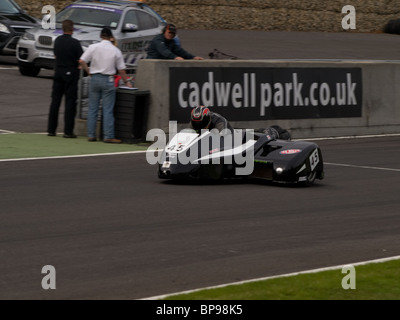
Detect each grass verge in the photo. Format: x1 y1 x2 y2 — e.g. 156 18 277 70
0 133 148 159
163 259 400 300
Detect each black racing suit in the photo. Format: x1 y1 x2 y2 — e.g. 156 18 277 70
190 112 234 134
190 112 291 140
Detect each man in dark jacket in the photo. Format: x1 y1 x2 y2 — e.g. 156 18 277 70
47 19 83 138
146 24 203 60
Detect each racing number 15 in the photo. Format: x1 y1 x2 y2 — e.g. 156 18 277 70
309 149 319 171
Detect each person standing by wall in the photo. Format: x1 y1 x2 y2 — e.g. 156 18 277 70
47 19 83 138
79 27 132 143
146 23 203 60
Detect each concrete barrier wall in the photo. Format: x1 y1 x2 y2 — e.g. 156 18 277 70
135 59 400 139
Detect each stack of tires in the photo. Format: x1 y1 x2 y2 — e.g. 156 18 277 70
78 76 102 120
383 19 400 34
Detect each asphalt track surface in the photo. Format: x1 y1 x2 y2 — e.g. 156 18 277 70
1 31 400 300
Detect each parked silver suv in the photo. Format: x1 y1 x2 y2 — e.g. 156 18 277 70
16 0 166 76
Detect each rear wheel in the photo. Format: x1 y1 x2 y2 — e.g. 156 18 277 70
18 61 40 77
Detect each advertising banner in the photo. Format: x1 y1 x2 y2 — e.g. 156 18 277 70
169 67 362 122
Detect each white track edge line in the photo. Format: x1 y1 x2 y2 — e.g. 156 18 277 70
0 151 147 162
141 255 400 300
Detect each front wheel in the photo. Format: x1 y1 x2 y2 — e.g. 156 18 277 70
303 170 317 186
18 61 40 77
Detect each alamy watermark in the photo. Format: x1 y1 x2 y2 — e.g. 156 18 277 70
40 4 356 31
342 5 356 30
41 265 56 290
41 5 56 30
341 265 356 290
146 121 255 176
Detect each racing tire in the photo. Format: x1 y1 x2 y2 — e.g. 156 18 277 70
18 61 40 77
384 19 400 34
304 170 317 186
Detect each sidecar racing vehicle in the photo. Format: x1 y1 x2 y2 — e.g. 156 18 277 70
157 126 324 186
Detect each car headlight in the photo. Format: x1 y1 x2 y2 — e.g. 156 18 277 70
80 40 99 50
0 23 10 34
21 32 35 41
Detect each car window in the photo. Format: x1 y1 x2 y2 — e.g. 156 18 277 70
142 4 165 23
56 5 122 29
123 10 138 28
0 0 20 14
137 11 159 30
123 10 159 31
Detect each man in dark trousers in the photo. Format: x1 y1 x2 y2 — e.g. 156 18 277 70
47 19 83 138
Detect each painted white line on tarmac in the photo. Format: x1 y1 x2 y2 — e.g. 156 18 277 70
141 255 400 300
325 162 400 172
296 133 400 141
1 132 399 163
0 129 16 134
3 154 399 173
0 151 147 162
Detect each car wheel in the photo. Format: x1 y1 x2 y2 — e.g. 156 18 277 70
18 61 40 77
304 170 317 186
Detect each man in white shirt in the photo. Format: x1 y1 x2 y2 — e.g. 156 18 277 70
79 27 132 143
